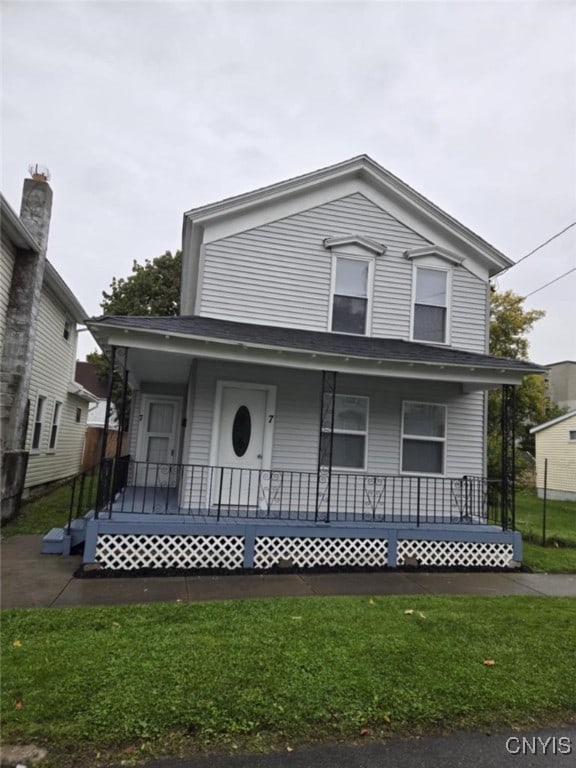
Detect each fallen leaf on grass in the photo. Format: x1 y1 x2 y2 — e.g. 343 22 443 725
15 700 24 710
483 659 496 666
359 727 370 736
404 609 414 615
368 598 376 606
290 616 303 621
286 746 294 752
418 612 427 619
12 640 22 648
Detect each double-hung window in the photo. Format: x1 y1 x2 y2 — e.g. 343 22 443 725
31 395 46 450
331 257 370 334
49 401 62 450
413 267 448 343
402 401 446 474
321 394 368 470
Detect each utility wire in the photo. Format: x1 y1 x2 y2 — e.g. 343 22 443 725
524 267 576 298
500 221 576 274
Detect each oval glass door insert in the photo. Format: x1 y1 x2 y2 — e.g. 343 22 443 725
232 405 251 457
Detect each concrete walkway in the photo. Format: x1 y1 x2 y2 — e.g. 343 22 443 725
2 535 576 609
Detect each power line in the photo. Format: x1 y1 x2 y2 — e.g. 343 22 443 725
501 221 576 274
524 267 576 298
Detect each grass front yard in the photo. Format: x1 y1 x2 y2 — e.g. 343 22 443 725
2 597 576 766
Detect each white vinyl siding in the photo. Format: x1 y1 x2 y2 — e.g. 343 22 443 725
181 360 485 490
534 413 576 497
199 193 489 352
0 235 16 352
24 285 86 488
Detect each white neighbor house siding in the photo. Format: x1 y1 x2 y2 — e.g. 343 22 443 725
0 234 16 351
24 285 87 489
199 193 488 353
534 413 576 501
180 359 485 505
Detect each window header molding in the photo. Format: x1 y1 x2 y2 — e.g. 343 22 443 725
404 245 464 266
323 234 387 256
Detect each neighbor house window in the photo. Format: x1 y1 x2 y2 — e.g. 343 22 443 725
413 267 448 343
331 257 370 334
569 430 576 442
63 319 71 340
32 396 46 450
320 394 368 469
402 401 446 474
49 401 62 450
76 407 82 423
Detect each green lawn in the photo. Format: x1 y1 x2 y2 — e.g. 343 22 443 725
1 472 98 537
514 490 576 547
2 597 576 766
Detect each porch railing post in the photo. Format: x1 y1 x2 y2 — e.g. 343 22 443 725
315 370 337 522
96 345 116 517
500 383 516 531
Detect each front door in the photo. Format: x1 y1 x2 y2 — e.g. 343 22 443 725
212 385 269 507
136 397 181 488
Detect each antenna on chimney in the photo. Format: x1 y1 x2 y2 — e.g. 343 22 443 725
28 164 51 182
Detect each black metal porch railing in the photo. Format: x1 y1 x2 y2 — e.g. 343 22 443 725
95 458 509 529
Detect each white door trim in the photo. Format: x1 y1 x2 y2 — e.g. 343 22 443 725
209 380 277 470
135 394 183 464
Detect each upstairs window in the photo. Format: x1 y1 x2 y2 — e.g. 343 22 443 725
569 430 576 442
402 401 446 474
63 319 71 341
49 401 62 450
320 394 368 470
331 257 370 335
32 395 46 450
413 267 448 344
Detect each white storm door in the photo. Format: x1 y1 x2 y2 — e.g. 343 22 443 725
213 386 268 507
137 397 180 487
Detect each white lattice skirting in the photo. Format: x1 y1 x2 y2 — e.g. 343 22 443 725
95 534 245 570
397 540 515 568
253 536 389 568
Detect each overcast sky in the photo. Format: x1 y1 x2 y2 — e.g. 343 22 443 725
2 0 575 365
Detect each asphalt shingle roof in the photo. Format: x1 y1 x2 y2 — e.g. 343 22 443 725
89 315 544 374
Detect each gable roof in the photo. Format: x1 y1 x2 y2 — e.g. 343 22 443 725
530 409 576 434
183 155 513 274
0 192 87 322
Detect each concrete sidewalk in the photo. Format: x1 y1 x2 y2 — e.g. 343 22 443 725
2 535 576 609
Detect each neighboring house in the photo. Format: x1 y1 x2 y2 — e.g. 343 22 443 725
530 410 576 501
75 361 124 470
545 361 576 411
70 155 541 570
1 173 95 518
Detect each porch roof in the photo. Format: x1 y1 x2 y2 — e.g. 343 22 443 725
87 315 544 387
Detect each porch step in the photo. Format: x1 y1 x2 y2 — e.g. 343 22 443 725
41 519 87 555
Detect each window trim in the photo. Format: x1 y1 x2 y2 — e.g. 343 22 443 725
400 400 447 476
328 253 374 336
31 394 47 452
410 263 452 346
321 393 369 472
568 430 576 442
48 401 63 452
75 407 82 424
63 318 72 341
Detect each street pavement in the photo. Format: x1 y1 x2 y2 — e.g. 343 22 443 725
2 535 576 609
131 726 576 768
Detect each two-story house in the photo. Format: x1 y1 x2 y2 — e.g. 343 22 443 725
1 176 95 520
79 156 542 571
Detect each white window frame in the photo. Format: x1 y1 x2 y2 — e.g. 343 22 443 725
400 400 447 476
48 401 62 452
568 430 576 442
31 394 47 452
410 263 452 346
321 394 369 472
328 254 374 336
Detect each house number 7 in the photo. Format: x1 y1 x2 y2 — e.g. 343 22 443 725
268 414 274 423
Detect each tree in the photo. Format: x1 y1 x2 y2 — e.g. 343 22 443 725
101 250 181 316
87 250 182 425
487 289 565 477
